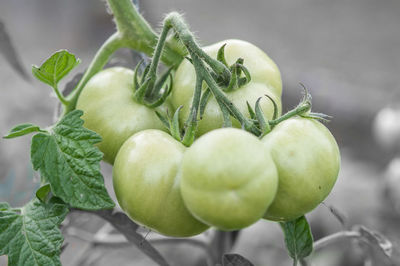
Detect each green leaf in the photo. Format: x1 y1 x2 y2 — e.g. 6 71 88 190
4 123 42 139
0 202 11 211
36 184 51 203
222 254 254 266
0 198 68 266
280 216 313 262
31 110 115 210
32 50 80 88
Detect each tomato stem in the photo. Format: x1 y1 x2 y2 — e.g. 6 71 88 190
108 0 185 66
268 94 312 128
160 12 261 138
164 13 231 82
63 0 186 115
53 84 69 106
64 33 124 115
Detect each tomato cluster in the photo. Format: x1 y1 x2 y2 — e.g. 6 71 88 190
77 40 340 237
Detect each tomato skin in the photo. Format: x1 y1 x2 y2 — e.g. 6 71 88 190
262 117 340 221
76 67 169 164
113 130 209 237
180 128 278 231
171 39 282 136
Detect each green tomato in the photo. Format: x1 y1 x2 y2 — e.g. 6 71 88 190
180 128 278 231
76 67 169 164
171 39 282 136
262 117 340 221
113 129 209 237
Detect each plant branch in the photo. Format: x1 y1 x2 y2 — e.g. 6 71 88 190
53 85 69 106
313 231 361 251
107 0 185 66
70 208 170 266
164 12 230 80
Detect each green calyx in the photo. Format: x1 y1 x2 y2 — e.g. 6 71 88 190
132 60 173 107
215 44 252 91
248 85 331 138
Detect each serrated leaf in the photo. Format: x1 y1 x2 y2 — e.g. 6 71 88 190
0 20 29 80
30 110 115 210
4 123 42 139
223 254 254 266
32 50 80 88
0 198 68 266
280 216 313 262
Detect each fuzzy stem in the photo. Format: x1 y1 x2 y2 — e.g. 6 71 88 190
164 12 230 81
268 101 311 127
181 52 203 146
161 12 259 136
145 24 172 98
108 0 184 66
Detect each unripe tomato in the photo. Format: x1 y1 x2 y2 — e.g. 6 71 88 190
180 128 278 230
113 130 209 237
262 117 340 221
171 39 282 136
76 67 169 164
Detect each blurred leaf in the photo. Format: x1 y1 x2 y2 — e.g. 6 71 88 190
0 198 68 266
322 202 347 228
222 254 254 266
0 19 29 80
32 50 80 89
280 216 313 263
354 225 392 258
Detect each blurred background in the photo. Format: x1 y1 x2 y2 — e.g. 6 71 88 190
1 0 400 265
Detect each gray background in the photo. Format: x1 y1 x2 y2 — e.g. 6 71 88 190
1 0 400 265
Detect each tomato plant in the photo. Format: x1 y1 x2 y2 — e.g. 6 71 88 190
180 128 278 230
3 1 392 266
171 39 282 136
76 67 170 164
113 129 209 237
262 117 341 221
